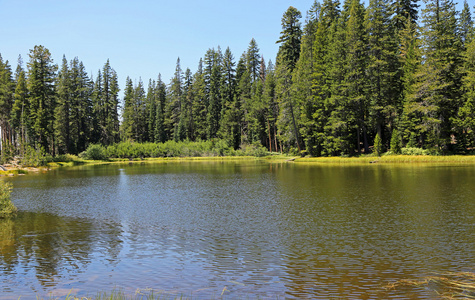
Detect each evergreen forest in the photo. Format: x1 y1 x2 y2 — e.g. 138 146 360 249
1 0 475 161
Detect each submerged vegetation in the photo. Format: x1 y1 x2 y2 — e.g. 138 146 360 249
0 180 16 217
386 272 475 299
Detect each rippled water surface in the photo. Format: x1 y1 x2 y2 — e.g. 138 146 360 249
1 161 475 299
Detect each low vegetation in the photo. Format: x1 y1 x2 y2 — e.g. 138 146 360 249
79 140 270 160
0 180 17 218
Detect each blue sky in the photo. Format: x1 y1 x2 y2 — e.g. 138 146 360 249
0 0 315 89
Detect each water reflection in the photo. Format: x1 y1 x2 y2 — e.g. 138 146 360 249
0 212 123 296
1 162 475 299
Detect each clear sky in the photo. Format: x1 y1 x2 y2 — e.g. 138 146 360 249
0 0 315 90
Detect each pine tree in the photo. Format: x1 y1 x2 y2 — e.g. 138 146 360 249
27 45 57 154
167 58 184 141
106 62 120 145
92 60 120 145
365 0 398 148
146 79 157 142
54 55 71 154
177 68 193 141
275 6 303 153
247 39 261 82
391 0 419 31
306 0 341 156
91 70 103 144
414 0 463 149
456 27 475 148
133 79 147 142
343 0 369 154
0 55 15 154
292 0 321 156
154 75 167 143
219 47 239 148
399 18 423 145
236 53 252 144
207 63 222 139
322 1 349 156
191 59 207 141
459 0 473 47
74 60 93 153
263 60 278 152
11 56 30 145
121 77 135 141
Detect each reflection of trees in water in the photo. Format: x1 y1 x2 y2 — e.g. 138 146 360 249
0 212 123 288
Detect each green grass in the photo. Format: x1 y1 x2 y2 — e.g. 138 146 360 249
294 154 475 164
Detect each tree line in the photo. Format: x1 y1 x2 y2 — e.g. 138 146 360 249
1 0 475 159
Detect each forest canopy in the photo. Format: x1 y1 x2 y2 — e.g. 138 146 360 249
1 0 474 160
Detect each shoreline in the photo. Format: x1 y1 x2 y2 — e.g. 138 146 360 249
2 154 475 177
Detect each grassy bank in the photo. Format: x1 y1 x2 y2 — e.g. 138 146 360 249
295 155 475 164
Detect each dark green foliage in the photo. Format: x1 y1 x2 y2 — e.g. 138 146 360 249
276 6 303 71
276 6 303 153
0 55 15 158
92 60 120 146
374 132 382 156
27 46 57 154
10 56 30 144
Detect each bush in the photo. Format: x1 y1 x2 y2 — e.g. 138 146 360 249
52 154 80 162
238 142 269 157
0 180 17 218
20 146 49 167
79 144 108 160
401 147 429 156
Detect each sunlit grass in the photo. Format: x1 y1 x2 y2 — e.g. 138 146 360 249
295 155 475 164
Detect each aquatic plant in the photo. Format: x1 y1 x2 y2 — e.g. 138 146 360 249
386 272 475 299
0 180 17 218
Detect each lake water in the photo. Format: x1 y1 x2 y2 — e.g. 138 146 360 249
1 161 475 299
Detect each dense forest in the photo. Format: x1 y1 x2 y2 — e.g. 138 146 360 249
1 0 475 160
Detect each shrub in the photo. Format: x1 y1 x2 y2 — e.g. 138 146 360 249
52 154 80 162
401 147 429 156
20 146 49 167
79 144 108 160
0 141 14 164
238 142 269 157
0 180 17 218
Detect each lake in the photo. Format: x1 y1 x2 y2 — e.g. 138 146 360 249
1 161 474 299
